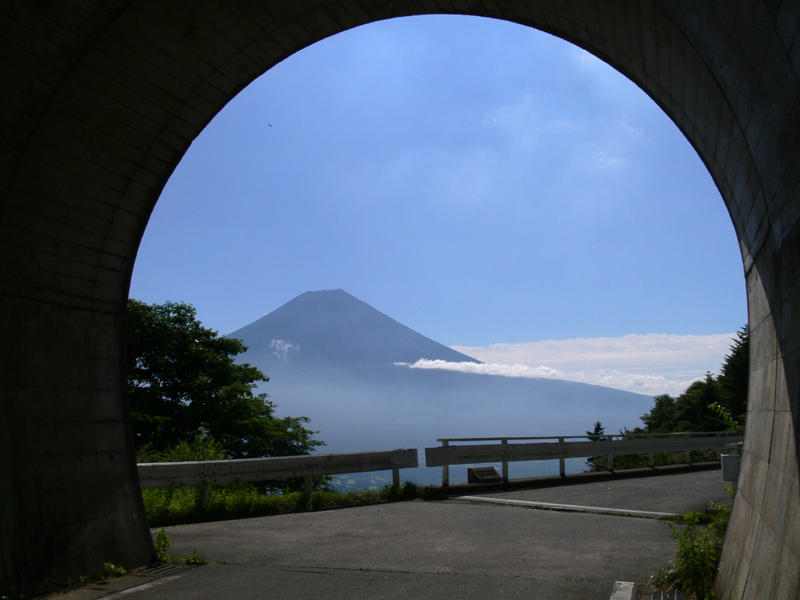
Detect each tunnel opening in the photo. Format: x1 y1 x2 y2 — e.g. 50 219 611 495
2 3 798 598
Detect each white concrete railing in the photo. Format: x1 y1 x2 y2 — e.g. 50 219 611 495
138 448 418 493
425 432 743 487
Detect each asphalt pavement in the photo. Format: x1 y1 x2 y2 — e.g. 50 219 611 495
50 466 731 600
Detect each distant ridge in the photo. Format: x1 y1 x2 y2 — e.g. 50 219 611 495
228 289 480 367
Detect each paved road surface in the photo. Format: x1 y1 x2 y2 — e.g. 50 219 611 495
54 467 731 600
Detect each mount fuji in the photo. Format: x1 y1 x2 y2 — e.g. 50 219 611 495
228 289 478 369
229 290 653 484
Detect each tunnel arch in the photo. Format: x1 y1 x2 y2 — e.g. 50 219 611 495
1 2 798 598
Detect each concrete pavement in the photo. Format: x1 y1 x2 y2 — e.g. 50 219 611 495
453 465 734 516
50 467 731 600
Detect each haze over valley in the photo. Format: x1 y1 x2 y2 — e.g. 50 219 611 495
230 289 656 484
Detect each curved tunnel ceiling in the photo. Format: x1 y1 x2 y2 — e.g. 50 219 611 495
2 2 799 598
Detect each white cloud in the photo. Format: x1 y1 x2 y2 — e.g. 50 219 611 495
396 359 561 379
395 333 737 397
270 339 299 361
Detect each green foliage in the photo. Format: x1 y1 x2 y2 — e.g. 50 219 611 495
717 325 749 422
98 562 127 578
656 524 721 599
586 421 606 441
641 394 679 433
128 299 324 460
587 326 749 473
708 402 743 436
641 374 728 434
676 374 728 432
142 482 423 527
400 481 420 499
585 421 608 471
58 562 128 593
653 488 733 599
154 529 171 563
639 327 749 435
151 526 206 566
137 434 230 463
585 426 721 473
385 481 420 501
137 433 331 494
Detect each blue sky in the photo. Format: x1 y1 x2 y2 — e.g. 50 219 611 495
130 15 747 396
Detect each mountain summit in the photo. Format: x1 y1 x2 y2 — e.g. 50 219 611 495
228 289 479 368
227 289 652 474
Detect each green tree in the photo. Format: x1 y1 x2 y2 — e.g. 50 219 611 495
588 325 750 471
641 394 679 433
717 324 749 421
640 375 729 434
127 299 323 459
585 421 607 471
587 420 606 441
672 373 727 432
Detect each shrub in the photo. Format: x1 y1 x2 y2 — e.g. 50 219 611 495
653 488 733 599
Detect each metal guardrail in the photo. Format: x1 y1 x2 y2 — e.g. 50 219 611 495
138 448 419 493
425 432 743 487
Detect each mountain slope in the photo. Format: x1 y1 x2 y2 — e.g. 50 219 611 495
228 290 654 480
228 289 479 368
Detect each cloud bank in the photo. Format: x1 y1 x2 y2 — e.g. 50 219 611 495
396 333 737 397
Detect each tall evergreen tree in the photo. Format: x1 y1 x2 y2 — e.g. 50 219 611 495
588 325 750 470
639 326 749 433
717 324 749 421
640 394 679 433
672 372 727 432
585 421 607 470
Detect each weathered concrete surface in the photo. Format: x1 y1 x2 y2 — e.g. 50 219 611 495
2 2 799 598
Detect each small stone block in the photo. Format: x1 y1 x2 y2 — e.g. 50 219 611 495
467 466 502 484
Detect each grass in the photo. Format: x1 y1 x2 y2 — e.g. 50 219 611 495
137 437 434 527
142 481 425 527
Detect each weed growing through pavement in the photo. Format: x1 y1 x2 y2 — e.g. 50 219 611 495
154 528 171 562
651 486 734 600
98 562 127 578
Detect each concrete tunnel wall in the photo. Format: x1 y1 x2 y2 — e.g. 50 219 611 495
1 1 798 597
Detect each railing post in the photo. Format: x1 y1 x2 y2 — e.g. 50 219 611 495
559 436 565 476
304 475 313 494
393 466 400 488
501 438 509 483
683 433 692 465
649 435 655 468
685 434 691 464
716 432 722 461
442 440 449 488
200 480 209 506
607 434 614 471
